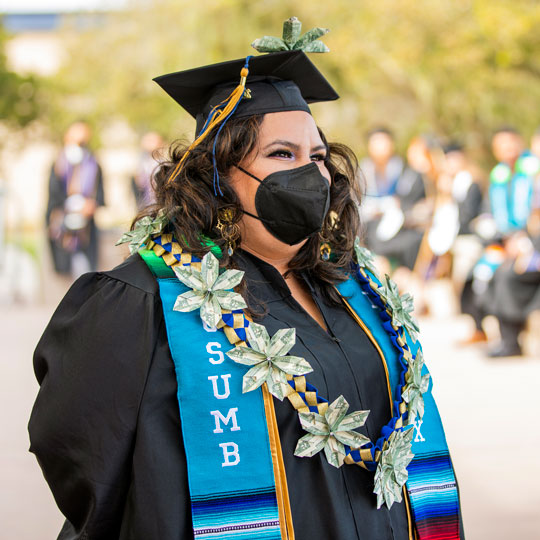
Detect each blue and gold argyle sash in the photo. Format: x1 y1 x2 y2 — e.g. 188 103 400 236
140 249 282 540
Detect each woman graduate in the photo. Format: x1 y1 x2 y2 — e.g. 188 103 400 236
29 18 464 540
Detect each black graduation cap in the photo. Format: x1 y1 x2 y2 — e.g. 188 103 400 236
153 50 339 134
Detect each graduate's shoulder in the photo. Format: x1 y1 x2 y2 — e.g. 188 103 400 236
100 252 159 295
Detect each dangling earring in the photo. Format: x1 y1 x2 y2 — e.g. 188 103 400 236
320 234 332 262
216 208 240 256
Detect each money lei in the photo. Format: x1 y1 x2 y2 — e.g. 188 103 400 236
164 240 429 509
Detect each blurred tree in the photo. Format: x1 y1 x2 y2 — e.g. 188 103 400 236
0 23 40 128
42 0 540 160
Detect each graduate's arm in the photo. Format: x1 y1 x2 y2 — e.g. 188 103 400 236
28 272 161 539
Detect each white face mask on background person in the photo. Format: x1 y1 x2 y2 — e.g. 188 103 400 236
64 144 85 165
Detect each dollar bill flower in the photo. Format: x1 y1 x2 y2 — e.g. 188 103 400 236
402 349 430 424
353 237 380 278
374 428 415 509
173 252 246 328
226 323 313 400
116 211 168 254
378 275 420 342
252 17 330 53
294 395 370 468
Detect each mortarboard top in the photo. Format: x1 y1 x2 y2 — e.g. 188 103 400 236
153 50 339 134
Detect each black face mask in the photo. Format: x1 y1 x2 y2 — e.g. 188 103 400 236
237 162 331 246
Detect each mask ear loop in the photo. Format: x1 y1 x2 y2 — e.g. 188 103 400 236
236 165 263 184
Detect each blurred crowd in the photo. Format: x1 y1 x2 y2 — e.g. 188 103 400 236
359 126 540 358
44 121 540 358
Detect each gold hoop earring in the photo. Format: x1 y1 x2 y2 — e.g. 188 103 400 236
216 208 240 256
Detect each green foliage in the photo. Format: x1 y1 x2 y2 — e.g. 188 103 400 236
0 23 40 128
39 0 540 154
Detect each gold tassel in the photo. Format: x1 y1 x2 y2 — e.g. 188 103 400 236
167 65 250 185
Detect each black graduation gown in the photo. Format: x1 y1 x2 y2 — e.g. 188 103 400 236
46 161 105 274
491 232 540 325
29 251 442 540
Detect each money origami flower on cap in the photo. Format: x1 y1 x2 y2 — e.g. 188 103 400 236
294 395 370 468
172 252 247 328
251 16 330 53
374 428 415 509
226 322 313 400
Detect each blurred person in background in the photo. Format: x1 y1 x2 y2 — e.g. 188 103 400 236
46 121 105 278
361 130 429 273
131 131 164 209
460 126 540 354
438 144 484 293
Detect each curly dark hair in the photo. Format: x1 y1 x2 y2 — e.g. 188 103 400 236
135 114 362 306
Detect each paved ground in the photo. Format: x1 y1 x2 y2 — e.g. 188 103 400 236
1 273 539 539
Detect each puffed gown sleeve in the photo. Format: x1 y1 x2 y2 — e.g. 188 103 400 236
28 269 166 539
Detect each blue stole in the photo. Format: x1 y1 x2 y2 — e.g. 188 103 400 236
337 273 460 539
142 248 460 540
142 251 281 540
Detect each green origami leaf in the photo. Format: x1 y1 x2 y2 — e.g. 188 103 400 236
228 322 312 400
116 211 168 254
338 410 371 432
354 236 380 277
374 428 415 509
213 268 245 291
402 349 431 424
213 290 247 311
301 40 330 53
173 265 204 291
243 362 270 393
325 395 349 431
323 435 346 468
272 355 313 376
246 322 271 354
294 433 328 458
295 395 370 468
225 345 265 366
293 27 329 51
298 412 329 436
333 429 370 449
267 365 288 400
251 36 289 53
173 290 205 312
378 275 420 341
251 18 330 54
282 17 302 46
268 327 296 357
201 251 219 290
200 294 222 329
172 251 246 328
